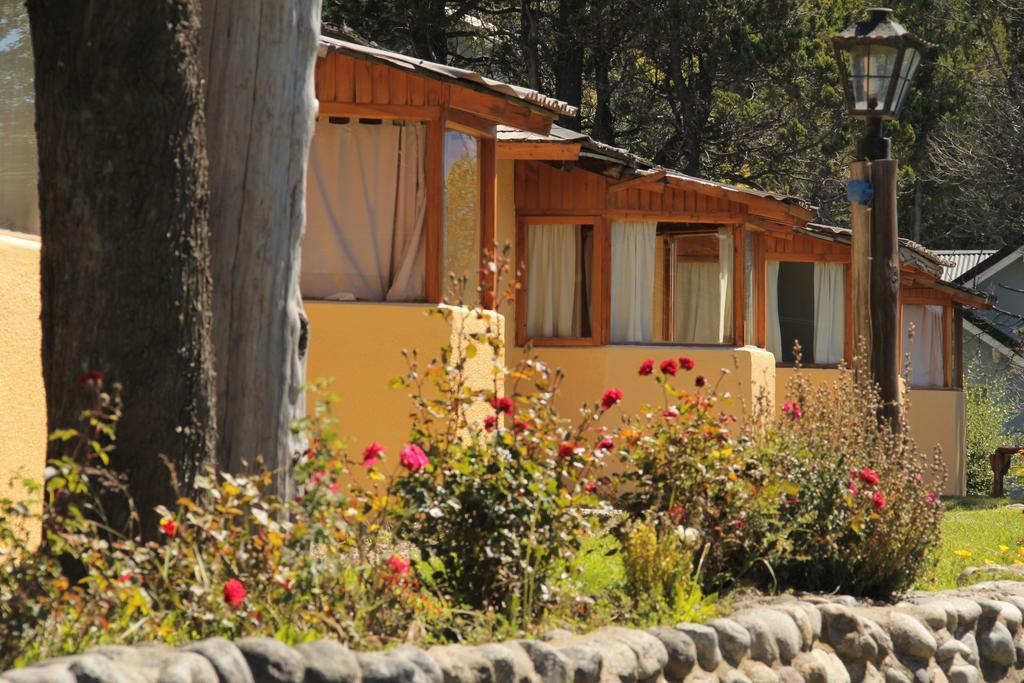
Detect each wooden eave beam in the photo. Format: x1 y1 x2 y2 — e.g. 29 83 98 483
449 87 555 135
608 170 668 194
496 141 582 161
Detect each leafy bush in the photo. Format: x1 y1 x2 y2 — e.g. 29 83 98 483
0 381 446 669
964 356 1023 495
611 359 798 592
759 363 945 597
388 303 605 624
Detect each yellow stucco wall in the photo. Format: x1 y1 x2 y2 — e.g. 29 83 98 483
0 230 46 523
304 301 503 480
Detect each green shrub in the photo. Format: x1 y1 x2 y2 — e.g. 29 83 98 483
611 358 798 592
759 363 945 597
388 304 602 625
964 356 1023 495
0 381 447 669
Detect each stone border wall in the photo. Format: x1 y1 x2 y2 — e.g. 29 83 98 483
8 581 1024 683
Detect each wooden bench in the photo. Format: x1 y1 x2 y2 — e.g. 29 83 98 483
991 446 1023 497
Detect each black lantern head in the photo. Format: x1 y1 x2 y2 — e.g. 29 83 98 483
832 8 929 120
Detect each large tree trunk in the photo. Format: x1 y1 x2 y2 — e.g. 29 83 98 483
27 0 217 537
553 0 584 130
199 1 319 497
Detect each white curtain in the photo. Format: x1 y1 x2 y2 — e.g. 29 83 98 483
813 263 845 364
527 224 579 337
610 220 657 343
302 120 427 301
766 261 782 360
903 304 945 386
674 229 733 344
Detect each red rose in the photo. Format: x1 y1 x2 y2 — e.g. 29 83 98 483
859 467 879 487
872 491 886 510
782 401 803 419
695 375 707 388
159 517 177 537
668 503 685 521
362 442 385 467
223 578 247 609
484 414 498 431
848 483 859 496
117 571 133 583
600 388 623 410
584 481 600 493
597 437 614 450
558 442 577 458
678 357 695 371
77 370 104 388
638 359 654 376
387 554 412 575
512 418 529 433
660 359 678 376
662 407 679 419
489 396 515 415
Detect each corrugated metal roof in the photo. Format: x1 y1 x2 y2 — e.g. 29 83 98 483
319 36 578 118
933 250 997 282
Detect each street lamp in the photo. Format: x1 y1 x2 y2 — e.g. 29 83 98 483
832 8 929 159
831 8 928 429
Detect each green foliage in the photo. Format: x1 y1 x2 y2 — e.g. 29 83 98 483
964 357 1023 495
619 518 717 624
388 302 600 625
758 364 946 597
612 362 798 592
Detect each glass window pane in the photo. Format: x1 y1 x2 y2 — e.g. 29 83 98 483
444 130 481 302
671 229 733 343
776 262 816 363
0 2 39 234
526 223 593 338
744 229 755 345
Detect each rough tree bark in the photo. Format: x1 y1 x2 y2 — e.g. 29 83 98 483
199 1 320 497
553 0 584 130
27 0 217 536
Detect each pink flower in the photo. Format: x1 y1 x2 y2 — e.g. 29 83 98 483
584 481 600 493
329 482 340 493
660 359 679 376
782 401 803 419
859 467 879 487
848 483 859 496
927 491 938 504
489 396 515 415
695 375 707 388
558 442 577 459
223 578 247 609
484 414 498 431
872 491 886 510
600 388 623 410
678 357 695 371
638 359 654 376
362 442 385 467
597 437 614 451
160 517 177 537
387 555 412 576
399 444 429 472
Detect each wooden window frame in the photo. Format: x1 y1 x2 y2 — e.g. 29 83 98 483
767 256 851 369
515 215 606 347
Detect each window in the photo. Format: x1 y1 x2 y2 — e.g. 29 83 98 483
902 304 945 386
301 119 427 302
651 228 734 344
767 261 845 364
524 222 595 339
610 220 657 343
0 5 39 235
443 130 481 299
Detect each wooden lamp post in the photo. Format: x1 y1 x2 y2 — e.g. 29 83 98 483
832 8 928 429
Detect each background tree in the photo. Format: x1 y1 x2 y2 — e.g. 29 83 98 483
27 0 217 536
199 0 320 497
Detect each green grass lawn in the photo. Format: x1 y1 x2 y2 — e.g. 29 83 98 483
578 499 1024 596
916 498 1024 590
